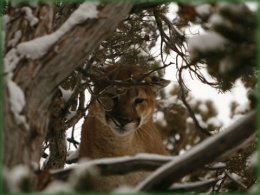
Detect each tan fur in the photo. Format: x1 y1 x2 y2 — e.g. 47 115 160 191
79 64 169 191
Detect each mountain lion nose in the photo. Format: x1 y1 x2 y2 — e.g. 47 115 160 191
117 116 132 127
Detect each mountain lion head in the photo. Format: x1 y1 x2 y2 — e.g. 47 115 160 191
90 64 170 136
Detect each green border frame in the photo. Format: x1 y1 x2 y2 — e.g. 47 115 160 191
0 0 259 194
257 0 260 193
0 2 4 194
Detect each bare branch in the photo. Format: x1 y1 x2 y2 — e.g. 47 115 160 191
67 126 79 150
225 170 247 191
169 178 219 192
179 65 212 136
140 62 174 79
78 67 169 89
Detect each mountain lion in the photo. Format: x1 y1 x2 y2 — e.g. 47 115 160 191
79 64 170 191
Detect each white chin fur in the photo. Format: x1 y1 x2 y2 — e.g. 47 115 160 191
108 120 138 136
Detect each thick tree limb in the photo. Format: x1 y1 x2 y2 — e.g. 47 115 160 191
4 3 133 168
26 3 134 116
135 111 256 192
51 154 177 180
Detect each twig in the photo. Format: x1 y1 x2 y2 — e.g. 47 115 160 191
213 173 227 193
65 90 86 128
140 62 174 80
153 10 184 57
225 170 247 191
179 65 212 136
67 125 79 150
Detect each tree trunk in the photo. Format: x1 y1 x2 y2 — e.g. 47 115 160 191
4 2 133 168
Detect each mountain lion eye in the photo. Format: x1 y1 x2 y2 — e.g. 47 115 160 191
134 98 145 104
113 96 119 103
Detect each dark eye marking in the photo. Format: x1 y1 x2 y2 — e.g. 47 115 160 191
106 93 116 97
113 96 119 103
134 98 146 104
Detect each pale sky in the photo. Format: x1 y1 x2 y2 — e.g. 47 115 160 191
163 65 249 127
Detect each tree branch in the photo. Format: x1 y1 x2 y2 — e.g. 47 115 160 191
224 170 247 191
168 178 218 192
51 154 177 180
179 65 212 136
4 3 133 167
135 111 256 192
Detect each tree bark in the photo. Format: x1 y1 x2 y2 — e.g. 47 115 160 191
4 2 133 168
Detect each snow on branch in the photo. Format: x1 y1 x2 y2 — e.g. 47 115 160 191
17 2 99 59
188 32 228 62
6 75 28 129
169 178 218 192
21 6 39 27
135 111 256 192
51 154 177 180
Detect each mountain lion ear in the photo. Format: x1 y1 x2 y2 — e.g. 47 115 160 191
151 76 171 92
